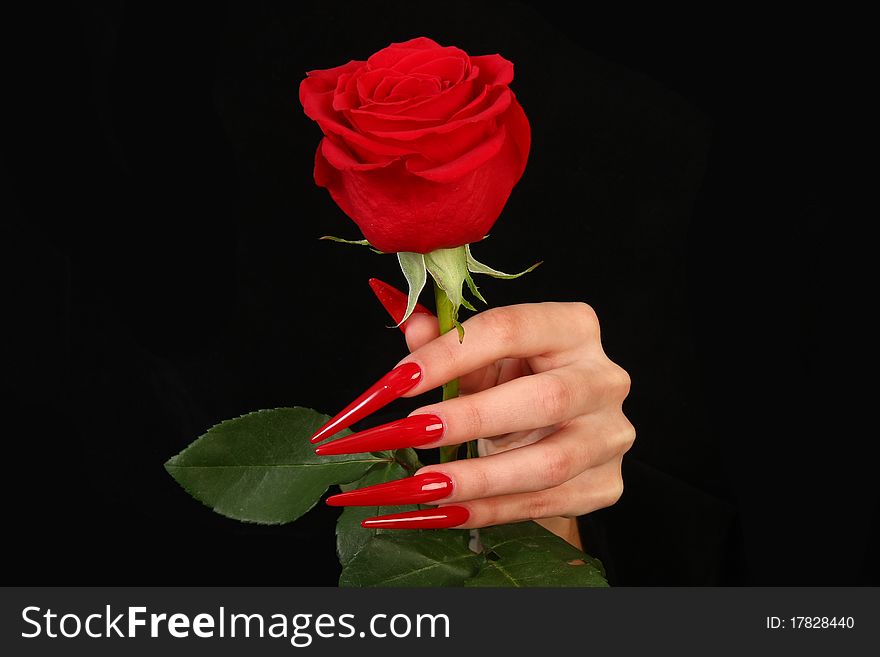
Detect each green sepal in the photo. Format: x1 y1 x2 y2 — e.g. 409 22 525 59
425 246 468 312
320 235 385 254
396 252 428 327
466 244 542 279
424 245 471 340
465 270 487 305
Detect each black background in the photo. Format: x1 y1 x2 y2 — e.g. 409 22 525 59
2 2 873 585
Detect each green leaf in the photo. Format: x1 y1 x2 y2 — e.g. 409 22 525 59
320 235 385 254
466 244 542 279
387 446 423 474
339 531 484 587
165 407 388 524
439 445 461 463
464 521 608 587
336 448 424 566
396 252 428 327
335 460 416 566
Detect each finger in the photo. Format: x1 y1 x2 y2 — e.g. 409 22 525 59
380 285 499 390
314 365 592 453
398 302 599 397
416 414 635 501
357 459 624 530
401 312 440 352
453 458 625 529
408 361 621 447
311 303 602 444
457 358 531 397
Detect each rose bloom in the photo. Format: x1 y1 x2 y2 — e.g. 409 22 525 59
299 37 530 254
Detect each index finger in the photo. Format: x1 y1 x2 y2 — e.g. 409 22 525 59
398 302 598 397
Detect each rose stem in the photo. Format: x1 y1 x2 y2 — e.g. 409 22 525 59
434 279 481 550
433 280 465 464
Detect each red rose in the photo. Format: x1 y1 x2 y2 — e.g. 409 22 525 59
299 37 530 254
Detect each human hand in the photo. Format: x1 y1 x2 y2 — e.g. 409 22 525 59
312 279 634 545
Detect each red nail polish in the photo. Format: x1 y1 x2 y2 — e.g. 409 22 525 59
326 472 452 506
361 506 469 529
310 362 423 443
369 278 432 330
315 414 443 455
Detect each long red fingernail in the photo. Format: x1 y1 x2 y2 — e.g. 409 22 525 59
361 506 469 529
327 472 452 506
315 414 443 455
369 278 432 330
310 362 423 444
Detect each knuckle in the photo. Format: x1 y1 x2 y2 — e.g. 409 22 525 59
599 458 623 509
432 339 460 372
460 399 486 439
481 306 523 346
538 372 576 422
475 501 501 528
578 436 598 470
619 419 637 452
605 362 632 400
466 464 492 500
526 493 554 520
569 302 599 336
541 444 574 486
600 477 625 509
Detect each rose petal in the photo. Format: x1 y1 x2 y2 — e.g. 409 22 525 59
348 79 473 132
394 75 476 120
405 125 507 182
320 136 396 171
504 94 531 174
368 86 511 140
314 135 525 253
387 75 442 101
346 107 444 134
373 75 407 101
408 55 467 84
390 47 469 77
366 66 479 118
449 84 511 122
300 75 414 158
470 54 514 86
304 59 364 88
332 73 360 111
400 120 493 163
366 37 441 69
356 67 397 102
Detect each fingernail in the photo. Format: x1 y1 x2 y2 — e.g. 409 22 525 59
369 278 432 330
326 472 452 506
310 362 423 443
361 506 469 529
315 414 443 455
